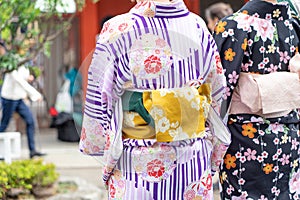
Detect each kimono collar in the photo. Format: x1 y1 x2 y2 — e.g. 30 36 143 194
239 0 291 20
130 0 189 18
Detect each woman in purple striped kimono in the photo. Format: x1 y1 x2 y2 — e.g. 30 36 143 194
79 0 230 199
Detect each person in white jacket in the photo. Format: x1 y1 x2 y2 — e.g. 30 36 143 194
0 42 46 159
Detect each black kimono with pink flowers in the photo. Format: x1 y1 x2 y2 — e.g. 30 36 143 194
214 0 300 199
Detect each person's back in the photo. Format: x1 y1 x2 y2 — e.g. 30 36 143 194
0 43 45 158
214 0 300 199
80 0 229 199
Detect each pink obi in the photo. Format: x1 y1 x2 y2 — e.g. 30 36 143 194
230 72 300 118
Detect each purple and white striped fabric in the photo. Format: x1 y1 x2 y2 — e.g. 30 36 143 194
79 0 226 199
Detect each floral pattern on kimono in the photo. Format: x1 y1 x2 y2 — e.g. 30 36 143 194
214 0 300 199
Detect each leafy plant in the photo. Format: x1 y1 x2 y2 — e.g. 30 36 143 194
0 0 101 73
0 159 59 198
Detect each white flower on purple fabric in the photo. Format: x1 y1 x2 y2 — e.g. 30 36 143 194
263 57 269 64
262 151 268 158
257 155 264 163
290 46 296 53
289 169 300 194
232 170 238 176
253 13 260 18
248 39 254 46
223 86 231 100
250 116 264 123
228 29 234 36
241 62 249 72
258 195 268 200
244 148 257 161
222 31 229 38
226 187 233 195
235 13 255 31
267 64 278 72
291 138 299 150
228 71 239 84
259 46 266 53
258 62 265 69
253 138 260 144
240 156 247 163
258 130 265 136
279 51 290 64
252 18 275 42
268 123 284 134
273 165 279 172
266 14 272 20
271 186 277 194
273 138 280 145
277 148 282 155
238 178 246 185
235 152 242 159
284 20 290 26
272 154 279 160
280 154 290 165
285 37 290 43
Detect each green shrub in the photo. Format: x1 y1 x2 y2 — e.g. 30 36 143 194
0 159 59 199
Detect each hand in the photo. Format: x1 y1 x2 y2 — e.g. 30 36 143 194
289 53 300 80
27 75 35 83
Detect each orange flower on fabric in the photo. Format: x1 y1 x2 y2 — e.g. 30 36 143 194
215 21 227 35
224 154 237 170
224 48 236 62
242 123 257 138
242 38 248 51
263 163 274 174
242 10 249 14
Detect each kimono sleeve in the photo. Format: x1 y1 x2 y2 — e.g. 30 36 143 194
200 32 231 174
213 18 246 111
79 30 125 158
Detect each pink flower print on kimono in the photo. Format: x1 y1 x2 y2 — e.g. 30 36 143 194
129 34 173 80
108 169 126 199
289 169 300 196
79 116 108 155
98 15 136 43
183 170 213 200
132 144 176 182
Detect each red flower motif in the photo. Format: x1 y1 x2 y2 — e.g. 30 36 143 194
144 55 162 74
147 159 165 178
100 22 110 35
135 1 148 9
104 135 111 150
201 173 213 190
109 184 116 198
215 54 223 74
118 23 128 32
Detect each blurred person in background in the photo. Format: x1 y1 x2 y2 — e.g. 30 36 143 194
79 0 230 199
0 41 46 159
205 2 233 33
214 0 300 199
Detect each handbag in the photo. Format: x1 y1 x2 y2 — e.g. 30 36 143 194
55 79 73 113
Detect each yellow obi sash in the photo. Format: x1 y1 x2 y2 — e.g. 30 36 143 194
122 84 211 142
